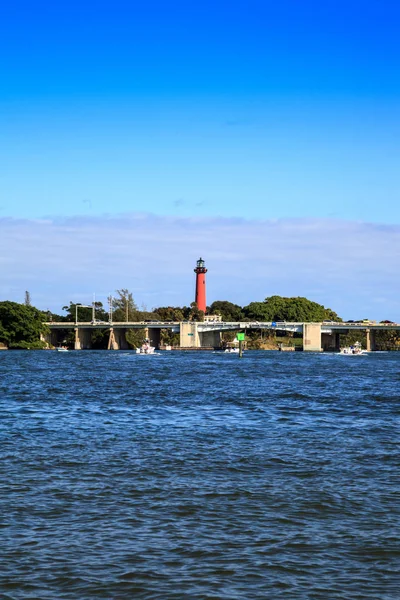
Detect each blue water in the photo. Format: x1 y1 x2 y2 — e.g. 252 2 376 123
1 350 399 599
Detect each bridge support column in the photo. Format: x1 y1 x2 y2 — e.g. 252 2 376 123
108 328 118 350
74 328 92 350
113 329 129 350
145 328 161 349
321 332 340 352
74 327 81 350
41 330 58 348
199 330 221 348
180 322 200 348
334 332 340 352
303 324 322 352
366 329 376 352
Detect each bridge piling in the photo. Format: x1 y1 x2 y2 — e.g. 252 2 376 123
303 324 322 352
74 328 92 350
366 329 377 352
108 328 118 350
180 322 200 348
145 328 161 349
74 327 81 350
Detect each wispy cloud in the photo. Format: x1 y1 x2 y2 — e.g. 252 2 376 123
0 215 399 320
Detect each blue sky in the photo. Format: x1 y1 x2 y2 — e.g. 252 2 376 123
1 1 400 316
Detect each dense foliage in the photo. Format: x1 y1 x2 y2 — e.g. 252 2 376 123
242 295 341 322
125 328 147 349
0 301 48 348
208 301 243 321
61 302 108 322
208 296 341 323
153 303 204 322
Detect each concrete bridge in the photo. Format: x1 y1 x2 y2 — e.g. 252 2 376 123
44 320 400 351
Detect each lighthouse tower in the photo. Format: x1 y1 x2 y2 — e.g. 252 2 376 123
194 257 207 313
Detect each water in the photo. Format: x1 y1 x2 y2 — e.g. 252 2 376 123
1 350 399 599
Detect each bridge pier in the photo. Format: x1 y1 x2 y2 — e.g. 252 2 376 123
74 328 92 350
180 322 200 348
145 328 161 349
366 329 377 352
114 328 129 350
321 332 340 352
199 330 221 348
303 324 322 352
179 322 221 348
41 330 59 348
107 328 118 350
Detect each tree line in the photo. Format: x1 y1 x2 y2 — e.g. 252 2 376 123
0 291 399 350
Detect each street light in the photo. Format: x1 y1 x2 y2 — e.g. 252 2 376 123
108 295 113 324
75 303 92 325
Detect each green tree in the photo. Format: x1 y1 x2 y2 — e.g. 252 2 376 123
112 289 138 322
126 328 147 348
0 301 48 348
188 302 204 322
242 301 273 321
62 302 108 322
152 306 185 321
243 296 342 323
208 301 243 321
136 310 162 321
375 329 400 350
160 329 180 346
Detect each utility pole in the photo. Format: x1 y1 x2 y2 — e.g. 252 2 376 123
75 303 92 325
75 303 81 325
108 295 113 324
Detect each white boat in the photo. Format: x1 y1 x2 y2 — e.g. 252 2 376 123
56 346 69 352
224 342 240 354
339 341 368 355
135 340 156 354
224 347 239 353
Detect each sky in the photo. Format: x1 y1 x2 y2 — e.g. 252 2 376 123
1 0 399 319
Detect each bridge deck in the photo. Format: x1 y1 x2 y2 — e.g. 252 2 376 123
46 321 400 332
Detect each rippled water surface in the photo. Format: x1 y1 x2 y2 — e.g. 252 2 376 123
1 350 399 599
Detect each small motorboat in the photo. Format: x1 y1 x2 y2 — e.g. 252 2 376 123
135 340 156 354
224 342 240 354
56 346 69 352
339 341 368 355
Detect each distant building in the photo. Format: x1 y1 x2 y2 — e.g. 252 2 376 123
204 314 222 322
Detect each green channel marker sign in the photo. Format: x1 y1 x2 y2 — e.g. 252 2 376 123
187 333 194 336
236 333 245 341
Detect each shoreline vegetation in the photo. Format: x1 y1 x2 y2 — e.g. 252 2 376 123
0 291 399 351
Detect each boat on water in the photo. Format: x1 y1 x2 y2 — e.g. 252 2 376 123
339 341 368 355
56 346 69 352
224 342 240 354
135 340 156 355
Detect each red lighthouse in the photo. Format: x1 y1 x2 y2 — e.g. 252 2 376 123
194 257 207 313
